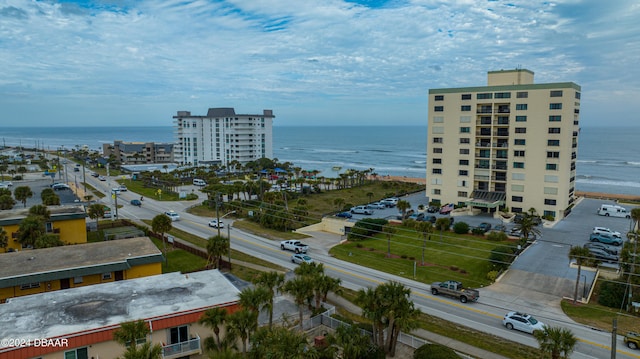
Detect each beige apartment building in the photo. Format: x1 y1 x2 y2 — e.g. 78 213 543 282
426 69 581 220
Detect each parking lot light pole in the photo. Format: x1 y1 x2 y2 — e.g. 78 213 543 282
581 274 587 299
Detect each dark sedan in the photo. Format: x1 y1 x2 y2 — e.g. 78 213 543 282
130 199 142 207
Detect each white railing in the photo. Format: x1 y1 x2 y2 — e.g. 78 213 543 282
161 334 201 359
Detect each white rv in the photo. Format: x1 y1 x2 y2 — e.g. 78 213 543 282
193 178 207 186
597 204 631 218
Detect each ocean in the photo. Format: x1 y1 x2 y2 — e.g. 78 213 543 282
1 126 639 196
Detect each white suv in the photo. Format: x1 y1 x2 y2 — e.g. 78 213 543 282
350 206 373 215
592 227 621 238
164 211 180 221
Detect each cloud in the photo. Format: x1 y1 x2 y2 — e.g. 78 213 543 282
0 0 639 126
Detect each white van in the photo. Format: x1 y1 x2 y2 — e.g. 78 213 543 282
193 179 207 186
597 204 631 218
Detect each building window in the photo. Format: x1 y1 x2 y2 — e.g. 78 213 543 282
477 93 493 99
432 158 442 164
515 127 526 133
512 196 523 202
513 162 525 169
548 128 561 134
547 151 560 158
550 90 563 97
514 139 526 146
513 150 525 157
549 103 562 110
433 148 443 153
546 163 557 170
434 95 444 101
461 94 472 100
511 184 524 192
575 92 581 99
516 104 528 110
549 115 562 122
459 170 468 176
461 105 471 112
74 276 83 284
458 191 468 197
432 168 442 174
544 199 557 205
459 138 470 144
494 92 511 99
459 159 469 166
431 178 442 185
433 116 444 123
433 137 443 143
20 282 41 290
460 116 471 123
512 173 525 180
460 148 469 155
64 347 89 359
433 189 441 195
544 175 559 183
516 91 528 98
548 140 560 146
458 180 467 187
434 106 444 112
544 210 556 218
544 187 558 195
102 273 112 280
515 116 527 122
170 325 190 345
460 127 470 133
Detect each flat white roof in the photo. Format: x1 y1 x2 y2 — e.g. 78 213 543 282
0 270 240 341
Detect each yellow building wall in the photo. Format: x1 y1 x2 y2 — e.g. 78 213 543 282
0 216 87 253
126 262 162 279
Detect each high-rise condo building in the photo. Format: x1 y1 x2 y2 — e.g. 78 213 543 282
173 107 275 167
426 69 580 220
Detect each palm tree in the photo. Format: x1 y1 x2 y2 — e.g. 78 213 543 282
113 320 151 350
355 287 385 348
238 286 271 327
199 307 227 351
416 221 433 265
13 186 33 208
29 204 51 219
326 324 373 359
253 271 285 328
631 207 640 236
206 235 229 269
248 326 314 359
382 224 396 257
225 309 258 355
151 214 173 264
378 281 420 356
283 277 314 331
120 342 162 359
534 325 577 359
568 246 593 304
17 215 46 248
0 227 9 253
514 215 541 241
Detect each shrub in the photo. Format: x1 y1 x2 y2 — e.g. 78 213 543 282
598 280 628 308
486 231 508 241
450 265 459 271
409 256 415 261
355 243 363 248
401 254 408 259
487 270 499 282
414 343 461 359
453 221 469 234
471 228 485 235
489 246 516 271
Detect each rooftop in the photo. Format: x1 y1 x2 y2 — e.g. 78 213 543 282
0 270 240 340
0 237 163 287
0 205 86 221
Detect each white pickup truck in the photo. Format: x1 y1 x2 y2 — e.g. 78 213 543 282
280 240 309 254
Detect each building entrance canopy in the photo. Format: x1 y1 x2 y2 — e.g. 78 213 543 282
466 191 506 208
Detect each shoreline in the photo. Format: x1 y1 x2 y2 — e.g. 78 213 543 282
372 176 639 203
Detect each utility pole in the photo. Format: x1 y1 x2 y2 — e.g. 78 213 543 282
227 224 232 270
611 318 617 359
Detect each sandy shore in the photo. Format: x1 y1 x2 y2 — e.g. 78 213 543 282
371 176 639 203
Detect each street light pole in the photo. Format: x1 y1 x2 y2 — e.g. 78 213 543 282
227 224 232 270
581 274 587 299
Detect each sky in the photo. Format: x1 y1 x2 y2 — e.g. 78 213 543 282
1 0 639 127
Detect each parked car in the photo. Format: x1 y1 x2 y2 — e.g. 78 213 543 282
291 253 314 265
586 248 619 263
335 212 353 219
509 228 538 240
592 226 621 238
589 232 622 246
91 172 100 177
130 199 142 207
584 242 619 256
493 224 507 232
98 175 106 181
439 203 454 214
380 198 399 207
502 312 545 334
513 214 542 225
208 219 224 228
477 222 492 233
164 211 180 221
427 205 439 213
118 185 128 192
351 206 373 215
424 215 437 224
367 202 386 209
408 212 425 221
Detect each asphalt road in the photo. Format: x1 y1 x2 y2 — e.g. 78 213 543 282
53 174 640 358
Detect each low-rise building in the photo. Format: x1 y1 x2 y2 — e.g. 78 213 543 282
0 270 240 359
0 237 163 302
103 140 174 165
0 205 87 252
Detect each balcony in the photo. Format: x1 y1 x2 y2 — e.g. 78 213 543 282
162 335 201 359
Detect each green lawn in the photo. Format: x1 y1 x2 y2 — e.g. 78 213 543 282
561 298 640 334
330 227 517 287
